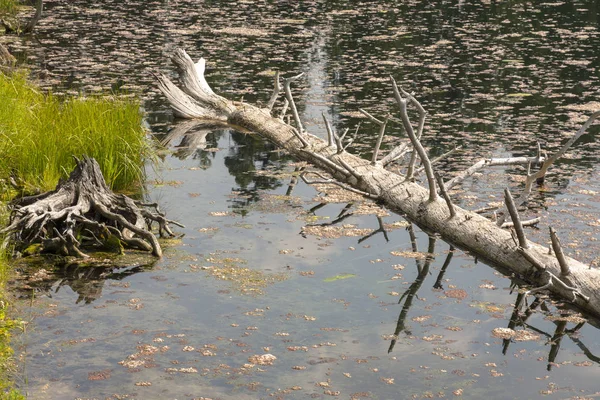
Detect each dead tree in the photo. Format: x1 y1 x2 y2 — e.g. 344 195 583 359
2 157 181 258
157 49 600 317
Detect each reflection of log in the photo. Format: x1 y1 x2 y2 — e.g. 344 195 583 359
157 48 600 317
2 157 181 257
160 119 217 160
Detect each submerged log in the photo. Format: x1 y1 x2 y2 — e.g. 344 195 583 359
2 156 181 258
157 49 600 317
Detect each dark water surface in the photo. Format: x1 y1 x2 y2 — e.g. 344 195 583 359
6 0 600 398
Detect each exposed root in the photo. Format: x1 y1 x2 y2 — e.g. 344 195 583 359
1 157 182 258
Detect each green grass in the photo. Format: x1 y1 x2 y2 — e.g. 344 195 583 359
0 70 149 194
0 0 18 17
0 70 148 399
0 205 24 400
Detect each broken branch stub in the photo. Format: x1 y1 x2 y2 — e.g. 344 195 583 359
2 157 180 258
157 48 600 318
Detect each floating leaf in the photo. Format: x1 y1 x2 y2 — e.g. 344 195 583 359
323 273 356 282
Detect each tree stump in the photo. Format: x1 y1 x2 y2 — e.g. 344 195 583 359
2 156 181 258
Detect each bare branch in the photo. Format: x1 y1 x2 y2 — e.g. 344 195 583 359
445 156 545 191
335 128 350 154
550 227 570 276
526 278 553 296
402 89 426 180
283 72 305 133
359 109 390 165
501 217 540 229
504 188 528 249
435 171 455 218
338 157 361 181
380 142 410 167
301 172 378 200
279 98 289 120
415 146 462 176
299 150 351 178
291 127 309 148
322 113 335 147
533 110 600 183
390 76 438 202
518 247 546 272
266 71 281 112
497 111 600 227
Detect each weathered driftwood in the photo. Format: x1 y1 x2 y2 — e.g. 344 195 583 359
157 49 600 317
2 157 181 258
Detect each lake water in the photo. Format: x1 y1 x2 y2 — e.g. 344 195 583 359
6 0 600 398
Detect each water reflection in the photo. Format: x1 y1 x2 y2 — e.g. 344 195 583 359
157 122 296 212
6 0 600 397
388 233 437 353
502 291 600 371
156 119 224 166
14 262 154 305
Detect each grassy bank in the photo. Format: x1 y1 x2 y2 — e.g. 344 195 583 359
0 203 23 400
0 71 149 194
0 70 148 398
0 0 18 16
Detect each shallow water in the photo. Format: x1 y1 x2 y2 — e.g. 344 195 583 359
5 0 600 399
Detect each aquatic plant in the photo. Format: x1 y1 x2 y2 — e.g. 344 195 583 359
0 70 148 195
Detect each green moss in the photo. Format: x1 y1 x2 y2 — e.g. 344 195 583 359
101 235 124 255
22 243 42 256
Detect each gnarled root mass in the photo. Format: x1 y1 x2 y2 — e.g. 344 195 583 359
2 156 180 258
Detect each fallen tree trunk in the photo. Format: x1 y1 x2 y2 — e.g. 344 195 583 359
157 49 600 317
2 156 181 258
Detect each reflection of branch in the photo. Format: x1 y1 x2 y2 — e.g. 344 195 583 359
433 245 455 290
501 293 600 369
502 293 544 355
305 202 354 228
407 223 423 273
285 167 304 196
308 202 327 214
388 235 437 353
568 328 600 364
503 292 526 355
547 321 567 371
358 216 389 244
